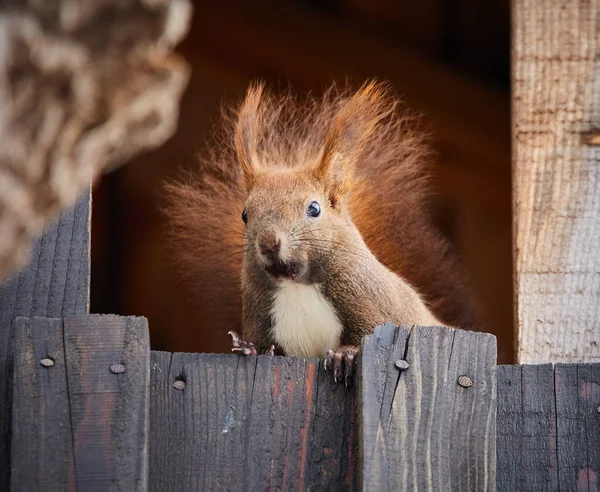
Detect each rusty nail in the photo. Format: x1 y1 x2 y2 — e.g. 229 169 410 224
458 375 473 388
173 378 186 391
395 359 410 370
40 357 54 368
109 363 126 374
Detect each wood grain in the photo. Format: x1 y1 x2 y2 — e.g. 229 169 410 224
497 363 600 491
358 324 497 491
63 315 150 491
554 363 600 491
149 351 357 491
10 315 150 491
513 0 600 362
0 189 90 489
10 317 74 490
496 364 558 491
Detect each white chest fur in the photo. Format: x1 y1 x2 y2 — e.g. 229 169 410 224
270 281 343 358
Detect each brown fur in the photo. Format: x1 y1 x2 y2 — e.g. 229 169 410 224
163 80 483 354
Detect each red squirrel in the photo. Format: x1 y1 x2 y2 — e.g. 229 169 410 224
164 80 482 385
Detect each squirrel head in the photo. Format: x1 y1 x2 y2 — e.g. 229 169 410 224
234 80 391 284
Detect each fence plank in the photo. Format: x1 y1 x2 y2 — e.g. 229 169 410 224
496 364 558 491
10 317 74 490
555 363 600 491
149 351 357 491
358 324 497 491
513 0 600 363
0 188 90 488
10 314 150 491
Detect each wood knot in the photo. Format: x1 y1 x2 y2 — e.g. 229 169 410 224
457 375 473 388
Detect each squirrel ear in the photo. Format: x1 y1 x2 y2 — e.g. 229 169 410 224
314 80 391 206
235 82 265 189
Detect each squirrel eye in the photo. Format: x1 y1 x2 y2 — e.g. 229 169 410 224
242 209 248 223
307 201 321 218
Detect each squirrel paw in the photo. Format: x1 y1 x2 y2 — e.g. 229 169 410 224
228 330 257 355
324 346 359 387
228 331 275 356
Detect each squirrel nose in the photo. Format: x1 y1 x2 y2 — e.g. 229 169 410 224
258 235 281 258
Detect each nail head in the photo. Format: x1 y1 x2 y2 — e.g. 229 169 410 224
395 359 410 370
109 363 126 374
458 375 473 388
40 357 54 368
173 378 186 391
597 406 600 414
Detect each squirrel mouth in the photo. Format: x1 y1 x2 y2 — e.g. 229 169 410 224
264 260 302 281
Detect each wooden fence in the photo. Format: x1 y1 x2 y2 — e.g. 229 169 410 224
1 1 599 489
0 192 598 491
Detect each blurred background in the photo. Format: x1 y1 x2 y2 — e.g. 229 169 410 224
90 0 512 362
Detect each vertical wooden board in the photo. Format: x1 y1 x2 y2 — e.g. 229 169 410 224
251 356 315 491
358 324 410 490
63 314 150 491
513 0 600 363
150 352 357 491
496 364 558 491
446 328 497 492
496 365 524 491
0 188 91 488
149 351 261 491
10 317 75 490
521 365 558 491
577 364 600 489
555 363 600 491
200 352 258 492
360 325 497 491
148 351 189 492
308 360 358 491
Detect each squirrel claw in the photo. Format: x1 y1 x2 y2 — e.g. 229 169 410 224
228 330 257 356
324 346 359 386
265 344 276 356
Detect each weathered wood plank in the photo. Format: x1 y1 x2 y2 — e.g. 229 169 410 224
10 317 74 490
149 351 357 491
10 315 150 491
554 363 600 491
63 314 150 491
0 188 90 488
359 324 497 491
496 364 558 491
513 0 600 363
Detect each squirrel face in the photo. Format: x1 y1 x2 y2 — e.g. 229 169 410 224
234 80 393 285
242 169 348 284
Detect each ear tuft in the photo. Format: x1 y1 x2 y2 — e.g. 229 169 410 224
315 79 393 205
235 81 267 190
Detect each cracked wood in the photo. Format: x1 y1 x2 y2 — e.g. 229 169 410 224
358 324 497 491
513 0 600 362
10 315 150 491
